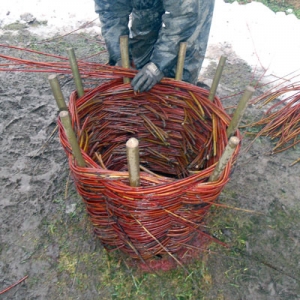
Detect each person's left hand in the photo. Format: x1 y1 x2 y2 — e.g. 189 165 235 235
131 62 163 92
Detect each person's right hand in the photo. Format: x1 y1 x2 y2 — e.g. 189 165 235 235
131 62 163 92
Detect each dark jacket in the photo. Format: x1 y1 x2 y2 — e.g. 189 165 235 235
95 0 215 84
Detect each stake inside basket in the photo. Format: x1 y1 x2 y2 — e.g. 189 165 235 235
59 111 86 168
227 86 255 138
208 55 227 102
120 35 130 84
209 136 240 182
48 74 68 111
126 137 140 187
67 47 84 98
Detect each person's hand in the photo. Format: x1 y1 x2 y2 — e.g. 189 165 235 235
131 62 163 92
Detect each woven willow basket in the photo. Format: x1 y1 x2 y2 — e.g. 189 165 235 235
58 78 240 266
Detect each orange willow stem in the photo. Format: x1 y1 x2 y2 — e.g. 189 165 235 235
0 275 29 295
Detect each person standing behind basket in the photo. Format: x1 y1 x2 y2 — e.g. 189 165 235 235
94 0 215 92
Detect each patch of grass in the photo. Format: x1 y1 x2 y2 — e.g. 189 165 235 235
204 194 300 298
225 0 300 19
3 22 28 31
34 188 216 299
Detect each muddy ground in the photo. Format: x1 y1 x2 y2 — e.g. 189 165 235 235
0 29 299 300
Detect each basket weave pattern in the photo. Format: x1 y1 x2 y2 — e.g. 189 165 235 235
58 79 240 261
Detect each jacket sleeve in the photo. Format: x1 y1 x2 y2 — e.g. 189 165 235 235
150 0 214 82
94 0 132 65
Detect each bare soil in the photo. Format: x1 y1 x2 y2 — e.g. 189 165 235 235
0 29 299 300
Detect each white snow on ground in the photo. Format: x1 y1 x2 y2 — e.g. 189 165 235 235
208 1 300 83
0 0 300 83
0 0 101 36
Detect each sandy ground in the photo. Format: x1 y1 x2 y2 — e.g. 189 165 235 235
0 9 300 300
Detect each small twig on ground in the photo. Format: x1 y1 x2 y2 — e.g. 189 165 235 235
4 116 23 130
0 275 29 295
235 248 300 282
64 171 71 200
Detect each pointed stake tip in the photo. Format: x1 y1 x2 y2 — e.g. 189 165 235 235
246 85 256 93
48 74 57 80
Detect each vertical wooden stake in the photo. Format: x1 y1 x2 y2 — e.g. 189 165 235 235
208 55 227 102
60 111 86 167
209 136 240 182
120 35 130 84
48 74 68 111
67 48 84 98
175 42 187 81
126 137 140 187
226 86 255 138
